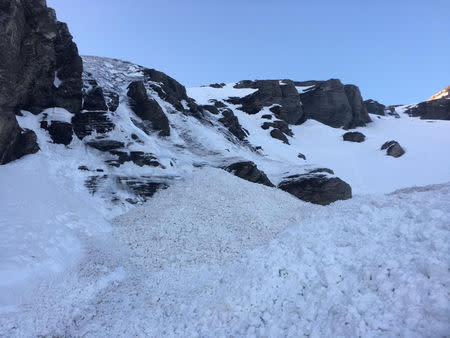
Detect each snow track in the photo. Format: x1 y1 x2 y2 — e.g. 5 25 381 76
1 168 449 337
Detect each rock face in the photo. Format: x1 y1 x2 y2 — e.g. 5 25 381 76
404 99 450 120
381 141 405 158
297 79 371 129
48 121 73 145
224 161 274 187
343 131 365 143
143 68 200 117
364 99 386 115
229 80 305 125
0 0 82 164
218 109 248 141
127 81 170 136
278 171 352 205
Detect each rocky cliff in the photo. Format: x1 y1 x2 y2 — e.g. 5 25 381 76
0 0 82 164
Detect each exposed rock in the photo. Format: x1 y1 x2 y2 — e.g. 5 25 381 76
278 173 352 205
343 131 365 143
270 128 289 144
117 176 168 199
298 79 371 129
72 111 115 139
261 114 272 119
403 99 450 120
143 68 200 117
218 109 248 141
129 151 160 167
48 121 73 145
364 99 386 115
224 161 274 187
297 153 306 160
86 140 125 151
78 165 89 171
85 174 108 194
381 140 405 158
127 81 170 136
210 99 227 109
106 92 120 112
209 83 226 88
230 80 305 125
261 120 293 136
0 127 39 164
200 105 219 115
83 86 107 111
0 0 82 164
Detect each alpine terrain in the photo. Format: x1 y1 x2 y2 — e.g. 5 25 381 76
0 1 449 337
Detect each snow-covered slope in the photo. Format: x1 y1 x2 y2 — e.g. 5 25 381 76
1 55 450 336
1 168 449 337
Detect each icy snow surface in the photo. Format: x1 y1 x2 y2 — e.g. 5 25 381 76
1 168 449 337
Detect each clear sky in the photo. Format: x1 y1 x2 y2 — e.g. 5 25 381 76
48 0 449 105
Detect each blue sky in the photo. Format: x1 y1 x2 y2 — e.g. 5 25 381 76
48 0 449 105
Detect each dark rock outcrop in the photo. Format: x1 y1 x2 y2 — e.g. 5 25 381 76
0 0 82 164
72 111 114 140
261 120 293 136
0 127 39 164
270 129 289 144
364 99 386 115
278 172 352 205
381 141 405 158
117 176 168 199
143 68 200 117
86 140 125 152
224 161 274 187
229 80 305 125
403 99 450 120
297 153 306 160
298 79 371 129
48 121 73 145
83 86 107 111
127 81 170 136
343 131 365 143
218 109 248 141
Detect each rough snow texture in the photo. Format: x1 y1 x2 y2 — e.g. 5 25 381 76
1 168 449 337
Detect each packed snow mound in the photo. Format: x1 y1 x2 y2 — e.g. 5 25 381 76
112 167 303 269
1 168 449 337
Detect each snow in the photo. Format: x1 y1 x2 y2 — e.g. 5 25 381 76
295 84 315 93
187 83 258 105
1 56 449 336
53 71 62 88
1 168 449 336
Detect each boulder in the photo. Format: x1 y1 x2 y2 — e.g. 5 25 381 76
343 131 365 143
218 109 248 141
278 172 352 205
129 151 160 167
48 121 73 145
229 80 305 125
224 161 274 187
381 141 405 158
364 99 386 115
298 79 371 129
403 98 450 120
127 81 170 136
297 153 306 160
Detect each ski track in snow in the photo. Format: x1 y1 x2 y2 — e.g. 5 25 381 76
1 168 449 337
